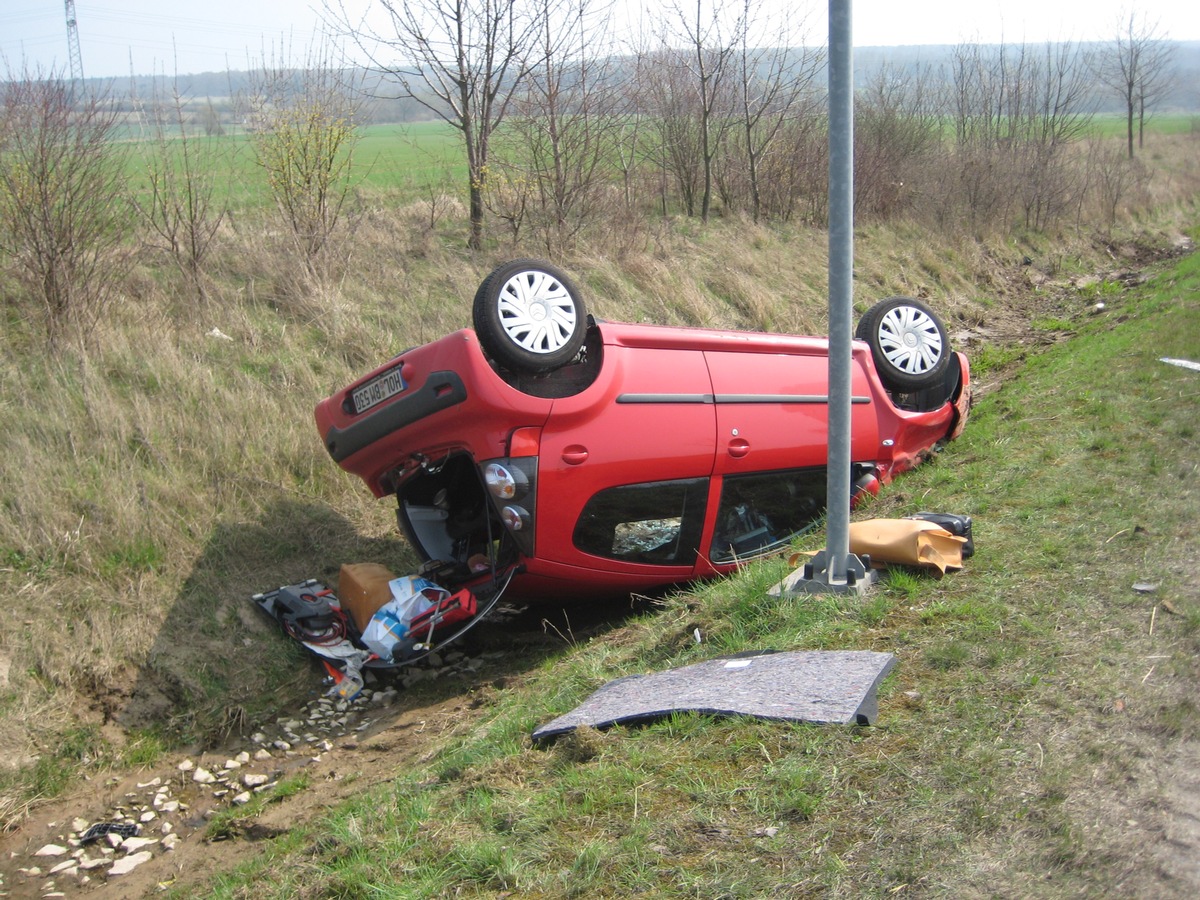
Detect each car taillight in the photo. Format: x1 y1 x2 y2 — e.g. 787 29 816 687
500 505 530 531
484 462 528 500
481 455 537 555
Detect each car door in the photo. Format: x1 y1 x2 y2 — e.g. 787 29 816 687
704 346 881 477
533 340 717 582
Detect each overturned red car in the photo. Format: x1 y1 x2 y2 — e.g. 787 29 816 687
316 260 970 604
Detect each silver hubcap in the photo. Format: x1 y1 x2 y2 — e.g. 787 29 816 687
877 305 943 375
497 270 577 355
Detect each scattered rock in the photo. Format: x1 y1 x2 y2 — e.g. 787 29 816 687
108 850 153 877
120 837 158 853
34 844 68 857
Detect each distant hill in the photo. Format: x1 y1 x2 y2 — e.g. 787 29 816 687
71 40 1200 120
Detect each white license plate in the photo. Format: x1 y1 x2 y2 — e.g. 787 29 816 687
352 366 406 413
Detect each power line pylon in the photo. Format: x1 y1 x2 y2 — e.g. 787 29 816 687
64 0 84 87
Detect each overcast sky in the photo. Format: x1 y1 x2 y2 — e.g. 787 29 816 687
2 0 1198 80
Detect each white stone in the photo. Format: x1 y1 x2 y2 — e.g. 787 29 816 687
70 818 89 834
231 791 252 805
137 777 162 788
162 834 180 852
121 837 158 853
139 811 157 823
251 732 267 744
49 859 78 875
177 760 194 772
79 857 110 871
223 759 242 770
160 800 180 814
254 749 273 761
106 834 125 850
235 751 251 764
192 767 216 784
108 850 153 877
272 741 291 752
242 773 269 788
34 844 68 857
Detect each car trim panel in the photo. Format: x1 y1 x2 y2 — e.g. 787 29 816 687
323 371 468 463
617 392 871 405
713 394 871 405
616 393 714 404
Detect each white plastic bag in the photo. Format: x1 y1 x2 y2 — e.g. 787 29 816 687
361 576 450 661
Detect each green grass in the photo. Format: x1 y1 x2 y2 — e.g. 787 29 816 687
176 245 1200 897
124 122 467 212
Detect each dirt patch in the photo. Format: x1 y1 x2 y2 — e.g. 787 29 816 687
0 598 636 898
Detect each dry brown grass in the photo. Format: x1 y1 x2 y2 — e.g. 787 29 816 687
0 130 1196 827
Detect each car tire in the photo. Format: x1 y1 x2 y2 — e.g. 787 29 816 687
856 296 951 393
473 260 588 373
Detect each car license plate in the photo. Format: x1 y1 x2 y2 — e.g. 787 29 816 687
352 366 406 413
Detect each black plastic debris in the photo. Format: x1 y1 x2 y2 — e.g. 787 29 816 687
80 822 139 844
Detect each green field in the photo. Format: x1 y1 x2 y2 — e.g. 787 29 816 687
125 121 468 210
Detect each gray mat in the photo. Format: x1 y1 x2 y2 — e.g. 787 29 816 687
532 650 896 743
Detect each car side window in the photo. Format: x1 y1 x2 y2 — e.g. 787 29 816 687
573 478 708 565
710 468 826 563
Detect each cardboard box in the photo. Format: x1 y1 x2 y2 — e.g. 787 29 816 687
338 563 396 632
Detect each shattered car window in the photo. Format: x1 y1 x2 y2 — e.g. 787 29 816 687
573 478 708 565
710 468 826 563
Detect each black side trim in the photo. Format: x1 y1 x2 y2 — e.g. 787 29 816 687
713 394 871 405
617 393 714 404
324 371 467 462
616 393 870 405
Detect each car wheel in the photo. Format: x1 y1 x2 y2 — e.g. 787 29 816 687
856 296 951 393
473 260 588 373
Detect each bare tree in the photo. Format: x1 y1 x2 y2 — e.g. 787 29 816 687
658 0 745 222
498 0 624 252
1096 11 1176 158
948 40 1094 233
0 66 132 344
854 63 942 221
243 44 363 281
328 0 546 250
728 0 822 222
132 75 230 304
640 47 704 217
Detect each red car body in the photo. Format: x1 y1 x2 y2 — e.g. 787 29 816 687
316 306 970 603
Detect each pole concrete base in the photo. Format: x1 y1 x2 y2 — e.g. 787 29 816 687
769 551 878 597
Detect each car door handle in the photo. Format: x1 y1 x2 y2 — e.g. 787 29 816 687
562 445 589 465
727 438 750 459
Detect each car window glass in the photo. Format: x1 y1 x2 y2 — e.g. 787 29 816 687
573 478 708 565
710 468 826 563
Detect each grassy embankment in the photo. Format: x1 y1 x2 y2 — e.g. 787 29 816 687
0 122 1197 893
189 230 1199 897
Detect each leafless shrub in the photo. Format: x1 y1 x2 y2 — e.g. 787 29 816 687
0 66 133 345
495 0 626 255
131 75 231 306
242 44 363 287
1084 139 1152 231
853 64 944 222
